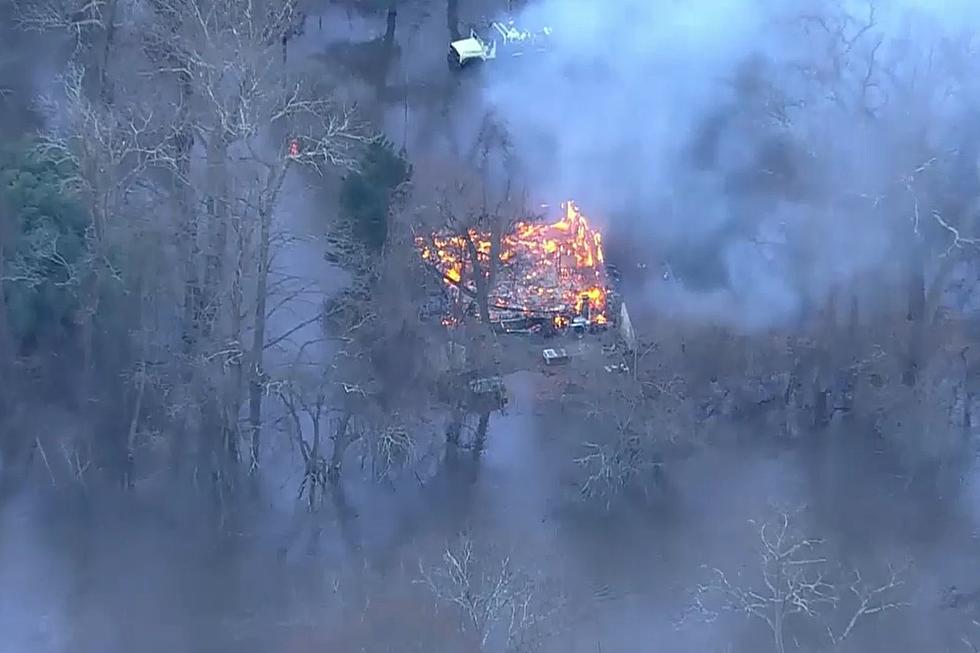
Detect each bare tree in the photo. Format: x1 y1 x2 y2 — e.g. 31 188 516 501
18 0 369 488
827 564 910 648
275 219 438 490
561 343 692 511
13 0 119 85
419 533 560 652
414 112 523 328
687 507 910 653
37 59 172 375
791 1 980 383
272 359 325 506
138 0 365 470
573 379 663 511
422 172 520 327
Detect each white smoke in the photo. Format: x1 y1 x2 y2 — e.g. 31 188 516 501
476 0 980 329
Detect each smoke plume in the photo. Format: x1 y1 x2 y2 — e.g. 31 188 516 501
479 0 980 329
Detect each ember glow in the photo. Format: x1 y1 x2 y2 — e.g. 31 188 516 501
417 201 610 325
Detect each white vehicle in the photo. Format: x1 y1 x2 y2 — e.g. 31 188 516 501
448 29 497 68
448 20 552 69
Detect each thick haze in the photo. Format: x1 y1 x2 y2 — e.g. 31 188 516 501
482 0 980 329
6 2 980 651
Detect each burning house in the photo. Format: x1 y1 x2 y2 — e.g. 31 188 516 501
416 201 615 334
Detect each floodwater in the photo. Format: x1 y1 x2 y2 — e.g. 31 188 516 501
8 3 980 651
3 369 980 653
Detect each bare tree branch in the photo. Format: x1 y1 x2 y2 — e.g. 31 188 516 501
686 507 910 653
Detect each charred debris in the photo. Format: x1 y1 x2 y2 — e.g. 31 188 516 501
417 200 637 392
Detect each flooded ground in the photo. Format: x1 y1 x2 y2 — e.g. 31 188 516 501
4 365 980 652
4 4 980 651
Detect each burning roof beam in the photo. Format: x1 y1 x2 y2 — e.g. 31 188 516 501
417 200 610 325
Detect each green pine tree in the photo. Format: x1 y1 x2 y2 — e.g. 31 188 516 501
0 142 89 350
339 137 411 254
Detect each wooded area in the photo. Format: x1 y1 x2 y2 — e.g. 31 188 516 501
3 0 980 651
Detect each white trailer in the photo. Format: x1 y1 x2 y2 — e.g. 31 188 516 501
448 19 552 69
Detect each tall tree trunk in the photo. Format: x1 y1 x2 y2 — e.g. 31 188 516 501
328 412 354 484
202 136 229 339
97 0 120 105
248 205 272 471
447 0 460 41
203 135 237 465
925 252 960 324
473 410 490 457
904 249 927 386
174 78 200 352
487 214 502 293
464 236 492 325
368 7 397 106
144 5 200 477
0 239 12 411
773 611 785 653
226 219 248 461
77 254 102 396
123 361 146 489
247 164 289 471
143 6 199 351
307 404 323 507
384 7 397 45
446 404 463 446
331 481 362 555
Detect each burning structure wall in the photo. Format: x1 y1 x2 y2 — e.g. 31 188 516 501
417 201 610 326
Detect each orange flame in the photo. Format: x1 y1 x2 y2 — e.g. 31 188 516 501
417 200 609 325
